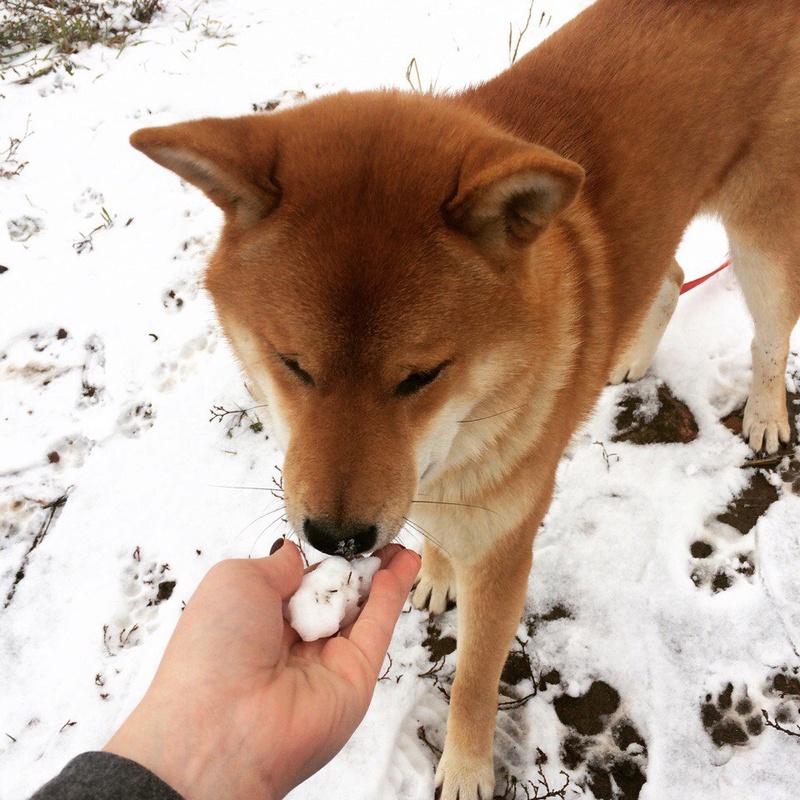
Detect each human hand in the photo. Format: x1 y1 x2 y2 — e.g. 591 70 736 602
104 541 421 800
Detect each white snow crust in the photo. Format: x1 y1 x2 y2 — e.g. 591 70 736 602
2 2 800 799
287 556 380 642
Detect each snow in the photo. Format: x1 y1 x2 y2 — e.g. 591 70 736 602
287 556 380 642
2 2 800 799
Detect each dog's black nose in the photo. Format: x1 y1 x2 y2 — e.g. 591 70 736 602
303 518 378 556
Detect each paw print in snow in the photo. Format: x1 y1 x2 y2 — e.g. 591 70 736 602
701 683 764 747
161 277 199 313
154 328 217 391
555 680 648 799
105 548 177 656
79 335 106 406
117 400 155 438
0 328 81 391
689 525 756 593
764 667 800 729
73 187 105 219
44 435 92 469
7 215 44 242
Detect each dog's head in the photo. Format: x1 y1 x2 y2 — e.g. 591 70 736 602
131 91 583 556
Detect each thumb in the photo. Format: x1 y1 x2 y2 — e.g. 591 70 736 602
250 539 305 601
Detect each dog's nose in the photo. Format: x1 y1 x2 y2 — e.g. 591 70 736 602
303 518 378 556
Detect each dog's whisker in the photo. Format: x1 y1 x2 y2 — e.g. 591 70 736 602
411 498 504 519
211 484 284 493
403 516 451 557
457 404 526 424
249 512 291 558
238 505 287 536
234 503 287 541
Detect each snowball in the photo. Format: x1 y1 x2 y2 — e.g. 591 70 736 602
286 556 381 642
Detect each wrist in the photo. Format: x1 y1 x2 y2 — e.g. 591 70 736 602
104 696 279 800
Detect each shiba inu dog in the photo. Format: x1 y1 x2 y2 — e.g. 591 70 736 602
131 0 800 796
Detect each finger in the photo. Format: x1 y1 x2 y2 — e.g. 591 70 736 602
372 543 416 571
342 548 421 674
249 539 306 601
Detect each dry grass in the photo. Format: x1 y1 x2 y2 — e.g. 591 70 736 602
0 0 163 84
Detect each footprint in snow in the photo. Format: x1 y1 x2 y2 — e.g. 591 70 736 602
701 668 800 752
117 400 156 438
153 327 217 391
72 187 105 219
688 525 756 594
7 215 44 242
701 682 764 748
554 680 648 800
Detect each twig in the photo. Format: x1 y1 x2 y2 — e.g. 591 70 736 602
378 653 394 682
593 441 619 471
405 57 422 93
417 726 442 757
0 114 32 178
763 709 800 738
418 656 447 679
499 690 538 710
509 0 535 65
743 455 786 468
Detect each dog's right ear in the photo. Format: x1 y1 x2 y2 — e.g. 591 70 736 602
130 116 280 227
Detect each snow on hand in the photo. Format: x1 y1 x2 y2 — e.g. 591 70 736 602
287 556 381 642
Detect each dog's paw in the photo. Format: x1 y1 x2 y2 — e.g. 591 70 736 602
434 745 495 800
411 564 456 615
742 400 790 454
608 351 651 385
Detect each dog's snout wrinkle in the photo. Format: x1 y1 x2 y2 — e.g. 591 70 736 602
303 517 378 556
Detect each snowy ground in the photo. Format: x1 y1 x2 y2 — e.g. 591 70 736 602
3 1 800 798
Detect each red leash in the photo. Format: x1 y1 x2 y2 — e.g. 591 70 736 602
679 258 731 295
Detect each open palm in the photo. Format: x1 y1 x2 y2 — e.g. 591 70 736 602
106 541 420 800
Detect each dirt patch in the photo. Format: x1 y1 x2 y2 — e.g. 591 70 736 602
613 384 698 445
422 619 456 662
716 470 779 535
554 680 620 735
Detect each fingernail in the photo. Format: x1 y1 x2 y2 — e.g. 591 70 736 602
270 538 285 555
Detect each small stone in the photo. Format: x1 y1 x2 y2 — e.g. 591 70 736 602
47 451 60 464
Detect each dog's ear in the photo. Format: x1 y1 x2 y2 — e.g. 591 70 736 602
444 138 584 252
130 117 280 226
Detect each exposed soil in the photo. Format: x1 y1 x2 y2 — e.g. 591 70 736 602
612 384 699 445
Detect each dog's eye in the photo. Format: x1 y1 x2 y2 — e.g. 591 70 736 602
277 354 314 386
396 361 450 397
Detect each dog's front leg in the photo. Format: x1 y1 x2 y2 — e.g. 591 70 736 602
435 529 533 800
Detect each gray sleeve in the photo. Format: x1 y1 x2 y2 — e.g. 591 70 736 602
29 751 185 800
